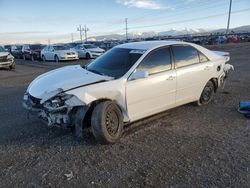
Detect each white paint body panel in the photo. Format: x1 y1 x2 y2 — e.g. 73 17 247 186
26 41 230 123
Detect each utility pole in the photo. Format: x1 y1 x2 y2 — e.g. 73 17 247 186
84 25 89 42
125 18 128 41
71 33 74 42
77 25 84 43
226 0 232 36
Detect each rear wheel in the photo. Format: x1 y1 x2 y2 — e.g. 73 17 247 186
91 101 123 144
42 55 46 62
86 53 91 59
54 55 59 63
31 55 35 62
198 81 215 105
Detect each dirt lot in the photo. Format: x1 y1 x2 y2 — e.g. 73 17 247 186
0 43 250 187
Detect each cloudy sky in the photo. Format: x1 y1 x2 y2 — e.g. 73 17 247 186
0 0 249 44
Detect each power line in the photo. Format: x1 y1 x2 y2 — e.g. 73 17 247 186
89 0 238 35
128 8 250 30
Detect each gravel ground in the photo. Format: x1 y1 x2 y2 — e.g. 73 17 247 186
0 43 250 187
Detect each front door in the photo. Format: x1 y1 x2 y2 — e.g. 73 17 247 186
126 46 176 122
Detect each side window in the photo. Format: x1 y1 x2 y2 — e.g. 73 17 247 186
49 46 54 51
172 45 199 68
137 47 172 75
199 52 209 63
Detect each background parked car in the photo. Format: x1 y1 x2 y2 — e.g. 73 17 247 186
74 44 105 59
3 45 12 53
21 44 45 61
0 46 15 70
11 45 23 59
41 45 78 62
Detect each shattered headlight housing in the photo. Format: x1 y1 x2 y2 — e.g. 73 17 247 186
7 54 14 61
39 91 85 126
42 92 85 112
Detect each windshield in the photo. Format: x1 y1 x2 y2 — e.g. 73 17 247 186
86 48 144 79
30 44 44 50
0 46 6 52
53 45 69 50
83 44 96 49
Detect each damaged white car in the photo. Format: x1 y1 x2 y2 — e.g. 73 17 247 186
23 41 233 143
0 46 15 70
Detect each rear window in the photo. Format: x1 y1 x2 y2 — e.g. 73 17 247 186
30 45 43 50
199 52 209 63
53 45 69 50
172 45 200 68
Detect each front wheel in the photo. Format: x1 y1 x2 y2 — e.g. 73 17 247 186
9 62 15 70
42 55 46 62
31 55 35 62
198 81 215 105
91 101 124 144
86 53 91 59
54 55 59 63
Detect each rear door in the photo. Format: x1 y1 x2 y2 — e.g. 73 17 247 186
126 46 177 121
172 45 212 105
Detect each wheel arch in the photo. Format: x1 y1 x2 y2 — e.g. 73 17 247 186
81 98 128 127
210 77 218 92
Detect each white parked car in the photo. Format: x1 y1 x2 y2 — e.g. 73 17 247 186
74 44 105 59
0 46 15 69
41 45 78 62
23 41 233 143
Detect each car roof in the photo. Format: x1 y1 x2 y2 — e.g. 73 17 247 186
116 40 222 60
116 40 189 50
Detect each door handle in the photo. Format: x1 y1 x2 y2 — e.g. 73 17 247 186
204 66 210 70
166 75 175 80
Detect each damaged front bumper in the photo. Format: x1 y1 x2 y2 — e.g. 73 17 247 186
22 91 86 127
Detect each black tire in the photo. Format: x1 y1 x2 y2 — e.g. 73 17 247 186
86 53 91 59
31 55 35 62
91 101 123 144
198 81 215 105
54 55 59 63
42 55 46 62
9 62 15 70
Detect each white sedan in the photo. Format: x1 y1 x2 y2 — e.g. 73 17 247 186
41 45 78 62
23 41 233 143
74 44 105 59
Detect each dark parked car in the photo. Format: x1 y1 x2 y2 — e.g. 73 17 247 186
11 45 23 59
22 44 45 61
3 45 12 53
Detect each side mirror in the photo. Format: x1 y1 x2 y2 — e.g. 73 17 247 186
129 70 149 80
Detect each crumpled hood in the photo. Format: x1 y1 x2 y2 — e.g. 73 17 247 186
28 65 112 99
0 52 10 57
